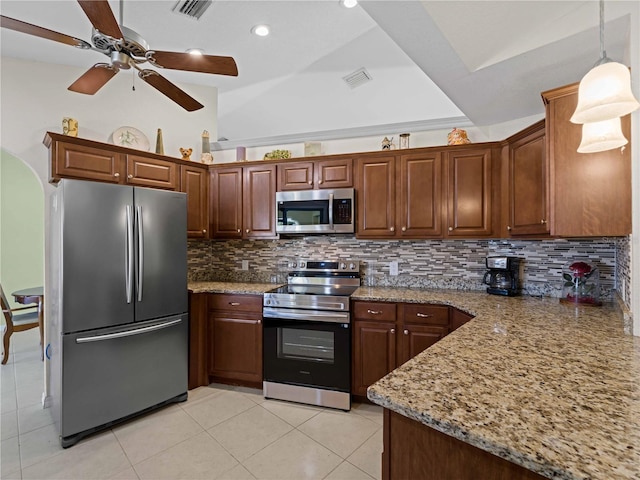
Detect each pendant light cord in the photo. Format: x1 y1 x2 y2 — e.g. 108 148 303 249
595 0 611 66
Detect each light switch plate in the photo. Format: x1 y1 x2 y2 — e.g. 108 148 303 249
389 261 398 276
241 260 249 270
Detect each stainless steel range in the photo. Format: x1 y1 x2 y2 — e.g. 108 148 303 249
263 259 360 411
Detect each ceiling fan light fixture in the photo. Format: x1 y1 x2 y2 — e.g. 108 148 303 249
577 117 628 153
570 0 639 125
251 24 270 37
110 50 131 69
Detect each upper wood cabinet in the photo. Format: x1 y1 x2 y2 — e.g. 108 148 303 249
356 155 396 237
504 120 549 237
243 164 277 238
181 165 209 238
210 166 243 239
126 154 178 190
277 157 353 190
46 135 123 184
444 147 496 237
542 82 631 237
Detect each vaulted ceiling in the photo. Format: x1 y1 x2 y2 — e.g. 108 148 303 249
0 1 635 146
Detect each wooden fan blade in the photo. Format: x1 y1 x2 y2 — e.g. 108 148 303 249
138 70 204 112
77 0 123 39
146 51 238 77
68 64 118 95
0 15 90 48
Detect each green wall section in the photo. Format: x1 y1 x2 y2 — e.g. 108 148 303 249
0 149 44 311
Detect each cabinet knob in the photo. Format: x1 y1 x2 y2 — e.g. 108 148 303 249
541 219 547 224
416 313 431 318
128 174 133 179
507 225 512 231
367 309 382 315
257 319 261 324
318 179 323 184
113 173 120 178
401 227 406 232
390 328 395 334
245 229 250 233
403 329 409 335
308 180 313 185
237 229 241 233
390 227 395 232
202 229 207 234
448 226 453 232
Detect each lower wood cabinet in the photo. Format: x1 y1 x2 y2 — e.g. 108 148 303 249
208 294 263 386
352 301 452 397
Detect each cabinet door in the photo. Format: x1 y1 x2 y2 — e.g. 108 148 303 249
508 124 549 236
125 154 178 190
277 162 314 191
53 141 123 183
188 293 209 390
352 320 396 396
398 153 442 238
243 165 277 238
398 324 448 366
211 167 243 239
356 156 396 238
543 83 631 236
209 313 262 383
445 149 493 237
181 165 209 238
315 158 353 188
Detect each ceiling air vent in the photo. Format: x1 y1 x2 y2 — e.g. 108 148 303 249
172 0 213 20
343 68 372 89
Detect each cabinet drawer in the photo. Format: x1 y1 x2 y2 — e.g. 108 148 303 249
208 294 263 313
401 304 449 326
353 301 396 321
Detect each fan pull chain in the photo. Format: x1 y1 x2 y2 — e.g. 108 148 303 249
132 69 136 91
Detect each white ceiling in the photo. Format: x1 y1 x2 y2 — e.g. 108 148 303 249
0 1 636 146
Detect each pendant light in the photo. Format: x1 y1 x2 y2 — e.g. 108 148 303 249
577 117 628 153
570 0 639 124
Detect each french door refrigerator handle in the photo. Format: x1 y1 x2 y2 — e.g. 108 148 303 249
328 192 334 230
125 205 134 304
75 318 183 343
136 205 143 302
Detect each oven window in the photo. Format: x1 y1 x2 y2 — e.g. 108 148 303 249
278 327 334 363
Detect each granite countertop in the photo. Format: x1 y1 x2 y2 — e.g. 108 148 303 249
188 281 278 295
361 288 640 480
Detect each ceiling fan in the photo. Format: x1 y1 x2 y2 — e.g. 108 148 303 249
0 0 238 111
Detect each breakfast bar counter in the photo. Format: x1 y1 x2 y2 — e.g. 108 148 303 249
360 288 639 479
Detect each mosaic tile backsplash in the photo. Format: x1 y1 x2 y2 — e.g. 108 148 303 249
188 236 631 306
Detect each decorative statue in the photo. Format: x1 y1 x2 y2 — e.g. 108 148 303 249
179 147 193 160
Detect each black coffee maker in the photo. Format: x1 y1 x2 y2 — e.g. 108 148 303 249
483 256 523 296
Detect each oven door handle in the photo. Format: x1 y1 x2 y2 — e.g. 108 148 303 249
263 307 349 323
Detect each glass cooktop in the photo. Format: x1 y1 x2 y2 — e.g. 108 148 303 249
266 284 359 297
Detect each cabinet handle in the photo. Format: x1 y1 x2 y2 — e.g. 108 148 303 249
541 219 547 224
448 226 453 232
128 174 133 179
367 309 382 315
114 173 120 178
390 227 395 232
401 227 406 232
237 229 241 233
308 180 313 185
257 319 262 324
390 328 395 334
318 179 324 184
202 229 207 234
229 302 240 306
403 329 409 335
507 225 512 231
245 229 250 233
416 313 431 318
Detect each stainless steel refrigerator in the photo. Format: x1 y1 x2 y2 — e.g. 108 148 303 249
49 179 188 448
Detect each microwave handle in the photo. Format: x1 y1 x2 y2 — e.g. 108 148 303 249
328 192 334 230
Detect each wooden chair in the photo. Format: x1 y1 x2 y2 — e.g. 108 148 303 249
1 284 40 365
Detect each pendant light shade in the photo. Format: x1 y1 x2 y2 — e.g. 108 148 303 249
570 62 639 124
577 117 628 153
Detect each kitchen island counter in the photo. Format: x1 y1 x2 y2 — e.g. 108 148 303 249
360 288 639 480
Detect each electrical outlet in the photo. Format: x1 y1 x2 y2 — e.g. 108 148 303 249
241 260 249 270
389 261 398 276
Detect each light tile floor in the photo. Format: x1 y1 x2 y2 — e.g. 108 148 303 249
1 328 383 479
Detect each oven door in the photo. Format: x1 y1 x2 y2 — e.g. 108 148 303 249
263 308 350 393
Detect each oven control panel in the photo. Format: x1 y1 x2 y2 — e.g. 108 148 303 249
288 260 360 272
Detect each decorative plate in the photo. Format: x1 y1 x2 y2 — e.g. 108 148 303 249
110 126 150 151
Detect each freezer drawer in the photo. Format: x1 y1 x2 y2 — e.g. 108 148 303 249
59 315 188 443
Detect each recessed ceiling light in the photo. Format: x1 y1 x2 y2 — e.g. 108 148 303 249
186 48 204 56
340 0 358 8
251 24 270 37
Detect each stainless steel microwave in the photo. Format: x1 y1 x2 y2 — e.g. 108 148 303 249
276 188 355 234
